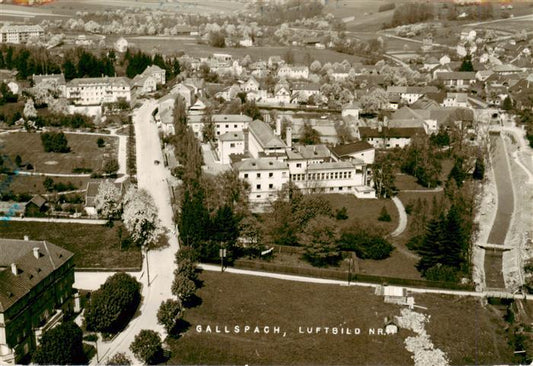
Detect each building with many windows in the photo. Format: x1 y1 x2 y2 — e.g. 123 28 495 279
188 114 252 141
0 239 75 364
0 24 44 44
65 77 131 105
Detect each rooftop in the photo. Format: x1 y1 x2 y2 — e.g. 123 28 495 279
249 120 286 149
234 158 288 171
330 141 374 157
0 239 73 312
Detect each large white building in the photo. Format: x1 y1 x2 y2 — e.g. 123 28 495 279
188 114 252 141
0 24 44 44
65 77 131 106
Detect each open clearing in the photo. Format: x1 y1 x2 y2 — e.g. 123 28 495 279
168 271 513 365
0 132 118 174
0 221 141 269
0 174 91 195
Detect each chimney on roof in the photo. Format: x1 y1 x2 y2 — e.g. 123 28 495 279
11 263 18 276
275 117 281 136
286 127 292 148
24 235 29 241
33 247 40 259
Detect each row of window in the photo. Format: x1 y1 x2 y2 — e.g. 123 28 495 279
244 172 278 179
291 171 353 181
255 183 274 190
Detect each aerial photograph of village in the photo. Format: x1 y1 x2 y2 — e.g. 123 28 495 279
0 0 532 365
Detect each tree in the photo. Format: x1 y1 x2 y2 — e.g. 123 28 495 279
310 60 322 73
300 123 320 145
459 54 474 72
473 157 484 180
32 322 87 365
373 152 396 198
97 137 105 148
94 181 121 221
448 157 467 188
241 100 262 120
502 96 513 111
14 154 22 167
175 258 198 282
23 98 37 119
360 88 388 114
103 158 120 176
43 176 54 191
107 352 131 365
201 112 215 143
41 131 70 153
284 48 295 64
208 31 226 48
171 273 197 305
378 206 392 222
84 272 141 334
157 299 183 333
122 187 163 247
301 216 341 267
129 330 163 365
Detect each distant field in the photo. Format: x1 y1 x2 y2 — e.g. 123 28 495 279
167 271 513 365
0 221 141 269
125 38 371 64
0 132 118 174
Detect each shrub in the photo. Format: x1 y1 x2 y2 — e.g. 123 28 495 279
423 264 459 282
338 228 394 260
129 330 163 364
171 273 196 305
378 206 392 222
97 137 105 147
84 272 141 334
335 206 348 220
107 352 131 365
41 131 70 153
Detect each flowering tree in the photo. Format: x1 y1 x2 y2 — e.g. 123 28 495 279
94 181 121 221
122 187 163 247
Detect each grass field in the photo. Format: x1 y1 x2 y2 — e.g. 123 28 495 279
0 174 91 195
167 271 513 365
319 193 398 233
0 221 141 269
0 132 118 174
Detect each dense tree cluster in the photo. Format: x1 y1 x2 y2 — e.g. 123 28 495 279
337 225 394 260
62 48 115 80
41 131 70 153
124 49 180 80
84 272 141 334
0 45 61 80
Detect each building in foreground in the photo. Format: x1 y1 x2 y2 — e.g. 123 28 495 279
0 239 75 364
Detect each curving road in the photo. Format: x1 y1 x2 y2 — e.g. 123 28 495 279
88 99 180 364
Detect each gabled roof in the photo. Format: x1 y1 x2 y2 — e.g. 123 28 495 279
0 239 73 312
32 73 66 86
249 120 286 149
28 194 47 208
330 141 374 157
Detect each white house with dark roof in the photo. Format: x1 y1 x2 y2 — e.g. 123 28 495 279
330 141 375 165
141 65 166 85
358 126 426 149
436 72 476 91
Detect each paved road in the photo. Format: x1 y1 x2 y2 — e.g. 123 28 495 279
484 135 514 289
198 264 532 300
90 99 180 364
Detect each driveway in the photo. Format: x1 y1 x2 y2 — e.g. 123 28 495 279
88 99 179 364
